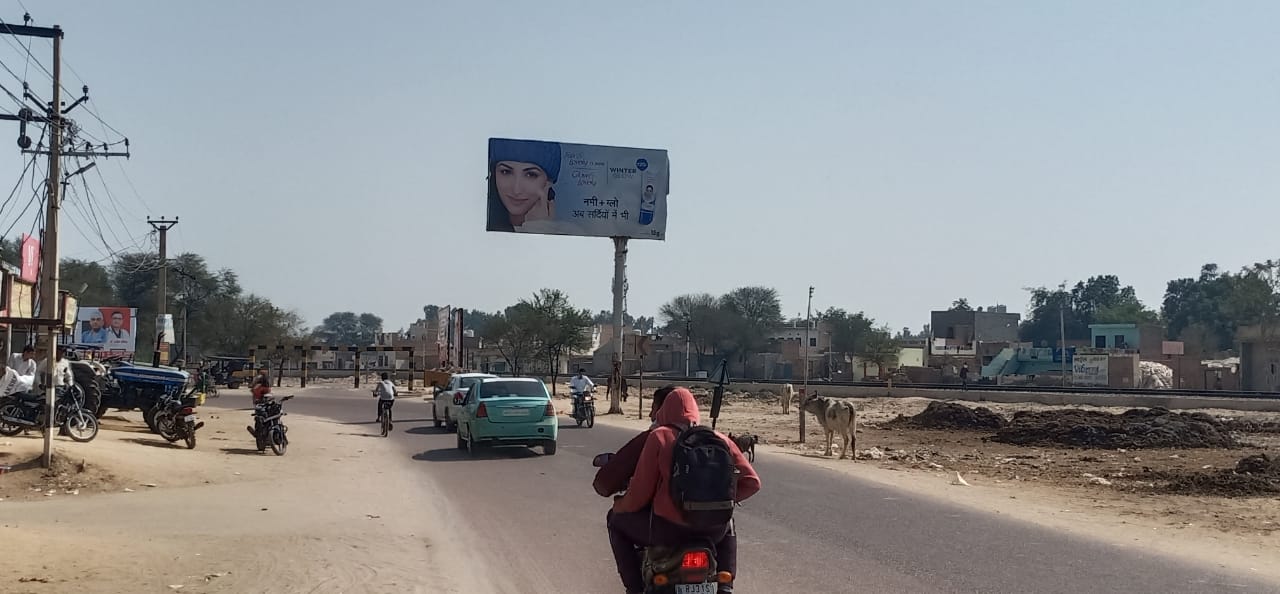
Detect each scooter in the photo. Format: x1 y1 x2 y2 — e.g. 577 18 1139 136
571 388 596 428
592 452 733 594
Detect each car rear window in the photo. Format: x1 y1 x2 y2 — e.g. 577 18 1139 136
459 377 485 390
477 381 546 399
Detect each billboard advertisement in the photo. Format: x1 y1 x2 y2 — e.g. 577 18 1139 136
437 306 451 349
1072 354 1109 387
19 233 38 283
76 306 138 358
486 138 670 240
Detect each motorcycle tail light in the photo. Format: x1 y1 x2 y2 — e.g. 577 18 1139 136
681 551 710 570
181 407 194 415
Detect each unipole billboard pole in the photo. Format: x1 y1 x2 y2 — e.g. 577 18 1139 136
609 236 627 415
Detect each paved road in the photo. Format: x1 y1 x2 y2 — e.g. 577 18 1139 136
213 387 1279 593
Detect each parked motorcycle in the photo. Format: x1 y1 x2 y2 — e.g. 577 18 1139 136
153 393 203 449
0 387 99 442
248 395 293 455
571 388 596 428
591 452 733 593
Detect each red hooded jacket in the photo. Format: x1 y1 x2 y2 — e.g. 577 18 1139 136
613 388 761 526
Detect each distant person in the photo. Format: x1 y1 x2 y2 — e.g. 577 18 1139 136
374 372 397 426
959 363 970 389
7 345 37 378
37 345 73 389
79 309 108 344
251 370 271 404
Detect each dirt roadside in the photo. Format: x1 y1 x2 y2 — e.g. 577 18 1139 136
589 389 1280 584
0 398 493 594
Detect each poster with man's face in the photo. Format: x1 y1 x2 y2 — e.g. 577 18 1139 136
76 306 138 359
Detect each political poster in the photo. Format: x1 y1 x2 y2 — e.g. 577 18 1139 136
486 138 670 240
76 306 138 358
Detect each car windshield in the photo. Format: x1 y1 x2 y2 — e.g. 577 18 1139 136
478 381 546 399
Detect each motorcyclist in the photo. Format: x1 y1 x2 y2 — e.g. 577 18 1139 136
606 387 760 594
251 370 271 404
593 385 676 498
568 368 594 419
374 372 396 426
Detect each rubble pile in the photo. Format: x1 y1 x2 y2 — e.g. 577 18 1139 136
991 407 1240 449
886 401 1008 430
1148 453 1280 497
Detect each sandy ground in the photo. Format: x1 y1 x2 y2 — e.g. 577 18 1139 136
588 388 1280 583
0 400 490 594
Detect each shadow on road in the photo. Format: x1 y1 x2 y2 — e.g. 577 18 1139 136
329 418 431 426
220 447 266 455
337 432 389 439
412 446 543 462
404 426 442 435
123 437 182 449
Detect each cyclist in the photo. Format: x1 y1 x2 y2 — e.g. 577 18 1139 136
374 372 397 426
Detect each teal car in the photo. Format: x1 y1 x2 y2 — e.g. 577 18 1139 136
456 377 559 456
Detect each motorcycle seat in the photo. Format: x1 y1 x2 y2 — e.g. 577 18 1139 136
15 391 44 402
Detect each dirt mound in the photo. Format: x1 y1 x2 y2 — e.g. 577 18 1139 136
886 401 1008 430
1221 419 1280 434
991 407 1239 449
1146 453 1280 497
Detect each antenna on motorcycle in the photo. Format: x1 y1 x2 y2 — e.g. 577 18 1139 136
708 359 729 430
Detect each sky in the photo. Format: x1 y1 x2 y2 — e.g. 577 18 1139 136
0 0 1277 333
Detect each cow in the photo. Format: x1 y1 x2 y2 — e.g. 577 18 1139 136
800 393 857 459
780 383 796 414
727 432 759 462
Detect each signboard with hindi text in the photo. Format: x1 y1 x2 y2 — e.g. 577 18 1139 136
486 138 670 240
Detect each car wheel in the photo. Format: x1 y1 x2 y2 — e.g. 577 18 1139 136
543 440 557 456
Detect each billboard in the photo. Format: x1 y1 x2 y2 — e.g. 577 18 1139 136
76 306 138 358
486 138 670 240
437 306 451 349
1072 354 1110 387
19 233 38 283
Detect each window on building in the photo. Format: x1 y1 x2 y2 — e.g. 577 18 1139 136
1095 336 1106 348
1115 335 1125 348
809 337 817 347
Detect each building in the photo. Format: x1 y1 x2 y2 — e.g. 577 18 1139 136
929 308 1020 366
1237 325 1280 392
1087 323 1164 355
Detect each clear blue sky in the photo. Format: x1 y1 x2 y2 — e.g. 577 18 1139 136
2 1 1277 333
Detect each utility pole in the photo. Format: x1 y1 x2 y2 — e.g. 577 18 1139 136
147 217 178 367
1058 282 1068 387
38 25 64 470
684 316 691 377
800 286 813 444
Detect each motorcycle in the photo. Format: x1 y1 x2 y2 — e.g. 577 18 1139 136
248 394 293 456
153 392 203 449
0 386 99 442
591 452 733 594
571 388 596 428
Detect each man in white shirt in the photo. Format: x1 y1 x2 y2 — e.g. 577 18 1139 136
37 345 74 389
569 369 594 418
374 372 397 426
8 345 38 378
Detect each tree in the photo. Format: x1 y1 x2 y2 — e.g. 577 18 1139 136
1021 276 1155 346
423 304 440 321
719 286 784 374
489 303 540 375
526 289 592 398
858 326 901 379
0 236 19 268
659 293 723 369
820 307 875 376
949 298 972 311
1162 263 1280 353
61 259 115 306
464 310 500 338
358 313 384 343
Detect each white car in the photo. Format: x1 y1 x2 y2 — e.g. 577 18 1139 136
432 372 496 432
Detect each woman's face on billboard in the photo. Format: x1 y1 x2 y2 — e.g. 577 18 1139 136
494 161 551 219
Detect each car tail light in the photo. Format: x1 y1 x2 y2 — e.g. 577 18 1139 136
544 402 555 417
681 551 710 570
476 403 488 418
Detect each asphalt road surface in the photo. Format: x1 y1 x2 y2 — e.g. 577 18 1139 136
214 387 1280 594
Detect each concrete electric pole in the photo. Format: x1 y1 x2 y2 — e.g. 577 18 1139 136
147 217 178 366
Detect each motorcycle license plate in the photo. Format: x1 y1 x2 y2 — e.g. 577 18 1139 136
501 408 530 417
674 584 716 594
183 415 197 423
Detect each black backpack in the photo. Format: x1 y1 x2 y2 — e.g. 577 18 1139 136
668 425 737 529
